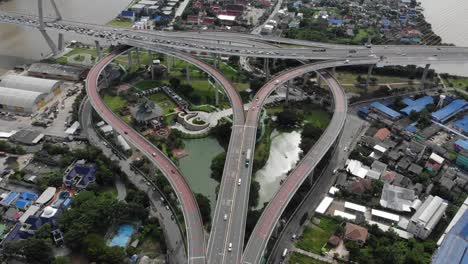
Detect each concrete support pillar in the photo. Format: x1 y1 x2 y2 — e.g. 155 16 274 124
102 67 110 88
151 64 155 80
365 64 375 90
95 40 102 60
421 64 431 89
127 52 133 69
148 50 153 62
264 58 270 79
215 83 219 106
331 67 336 77
58 33 64 52
286 80 291 104
185 65 190 84
135 48 141 67
317 74 322 87
149 163 156 177
165 54 171 73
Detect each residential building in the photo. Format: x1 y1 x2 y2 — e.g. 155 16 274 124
344 223 369 245
380 183 416 212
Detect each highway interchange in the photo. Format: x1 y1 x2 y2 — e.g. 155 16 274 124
3 9 468 264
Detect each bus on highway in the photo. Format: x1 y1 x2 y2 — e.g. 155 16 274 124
245 149 251 167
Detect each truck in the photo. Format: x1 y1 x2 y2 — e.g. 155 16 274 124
282 248 288 258
245 149 252 167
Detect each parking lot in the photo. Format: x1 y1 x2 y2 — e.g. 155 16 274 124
0 82 81 138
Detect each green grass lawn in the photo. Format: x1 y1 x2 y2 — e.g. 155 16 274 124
134 80 168 90
288 252 328 264
304 110 331 129
107 19 133 28
335 71 416 93
103 95 127 112
56 47 98 64
296 217 340 254
446 77 468 89
149 92 177 114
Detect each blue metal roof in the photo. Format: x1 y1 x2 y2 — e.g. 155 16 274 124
405 124 418 132
454 116 468 133
370 102 401 119
400 96 434 115
433 211 468 264
359 107 370 114
455 139 468 151
432 99 468 123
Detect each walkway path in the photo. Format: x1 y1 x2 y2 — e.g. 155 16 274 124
291 246 337 264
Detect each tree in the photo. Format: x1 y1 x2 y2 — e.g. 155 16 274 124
277 109 301 128
4 238 53 264
195 193 211 226
212 121 232 149
249 180 260 208
210 152 226 182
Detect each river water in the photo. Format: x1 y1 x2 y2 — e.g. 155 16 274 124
254 130 302 209
0 0 131 74
0 0 467 75
420 0 468 76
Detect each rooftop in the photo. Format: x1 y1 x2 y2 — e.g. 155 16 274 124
400 96 434 115
370 102 401 119
380 183 416 212
432 99 468 123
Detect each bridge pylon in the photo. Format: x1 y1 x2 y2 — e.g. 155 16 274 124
38 0 63 55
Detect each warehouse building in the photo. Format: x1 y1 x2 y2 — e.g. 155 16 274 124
0 75 62 113
0 87 48 113
28 63 85 81
369 102 401 120
432 99 468 123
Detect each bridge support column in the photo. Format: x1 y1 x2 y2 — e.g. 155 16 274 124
331 67 336 77
317 74 322 88
57 33 64 52
215 83 219 106
185 65 191 84
286 80 291 104
127 52 133 69
421 64 431 89
264 58 270 79
135 48 141 67
365 64 375 90
149 163 157 177
165 54 171 73
148 50 153 63
102 67 110 88
95 40 102 60
38 0 59 56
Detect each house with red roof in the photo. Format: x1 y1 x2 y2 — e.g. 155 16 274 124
344 223 368 245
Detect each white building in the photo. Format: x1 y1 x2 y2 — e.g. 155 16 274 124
407 195 448 239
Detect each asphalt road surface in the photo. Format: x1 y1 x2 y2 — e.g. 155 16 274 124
85 47 206 264
80 98 187 264
242 69 348 264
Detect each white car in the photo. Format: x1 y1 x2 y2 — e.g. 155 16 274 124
152 152 157 157
238 179 242 185
344 59 350 64
224 214 228 221
228 243 232 252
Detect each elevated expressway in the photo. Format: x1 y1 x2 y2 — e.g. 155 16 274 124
86 45 244 264
2 12 468 63
4 10 468 264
